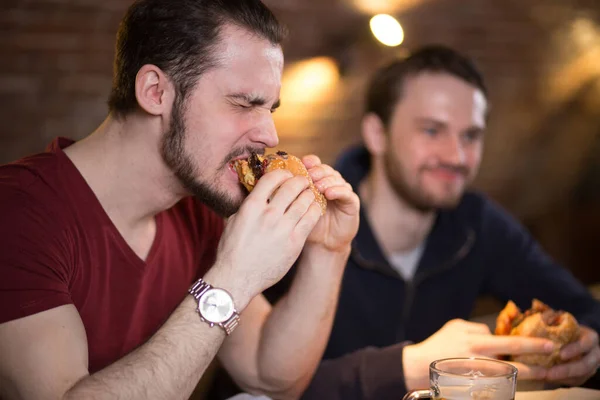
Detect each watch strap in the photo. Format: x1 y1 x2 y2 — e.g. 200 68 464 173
221 312 240 335
188 278 212 300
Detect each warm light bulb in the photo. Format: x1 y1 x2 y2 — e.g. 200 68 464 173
370 14 404 47
280 57 339 103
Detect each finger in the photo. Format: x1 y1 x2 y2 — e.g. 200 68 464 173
323 187 360 214
473 334 556 355
302 155 321 169
284 188 317 222
308 164 340 182
561 327 598 360
323 185 356 201
473 354 547 380
509 361 547 380
548 347 600 381
294 202 322 237
464 321 492 334
314 175 347 194
268 176 310 213
247 169 294 203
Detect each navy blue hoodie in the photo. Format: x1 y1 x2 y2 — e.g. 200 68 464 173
297 146 600 400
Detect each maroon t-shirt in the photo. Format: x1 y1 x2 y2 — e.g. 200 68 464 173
0 137 224 372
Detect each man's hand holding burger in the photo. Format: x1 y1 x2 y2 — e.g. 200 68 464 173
211 150 359 311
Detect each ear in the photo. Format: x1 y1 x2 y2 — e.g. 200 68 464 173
361 113 387 156
134 64 173 116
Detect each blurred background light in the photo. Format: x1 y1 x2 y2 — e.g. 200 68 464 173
369 14 404 47
280 56 340 103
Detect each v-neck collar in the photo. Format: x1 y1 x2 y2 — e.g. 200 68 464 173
49 137 164 269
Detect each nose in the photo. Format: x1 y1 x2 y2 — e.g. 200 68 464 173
249 114 279 148
440 133 466 165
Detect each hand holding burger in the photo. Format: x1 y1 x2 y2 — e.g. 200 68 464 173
496 299 600 386
495 299 580 367
235 150 359 254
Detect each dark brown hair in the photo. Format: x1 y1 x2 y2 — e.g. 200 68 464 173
108 0 286 117
365 44 488 126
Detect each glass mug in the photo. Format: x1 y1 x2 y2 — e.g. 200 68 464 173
403 358 517 400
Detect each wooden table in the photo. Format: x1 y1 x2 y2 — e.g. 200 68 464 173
515 387 600 399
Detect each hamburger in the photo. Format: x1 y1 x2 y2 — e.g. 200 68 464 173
233 151 327 215
495 299 580 367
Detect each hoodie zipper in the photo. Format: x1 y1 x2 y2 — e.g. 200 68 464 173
396 229 476 341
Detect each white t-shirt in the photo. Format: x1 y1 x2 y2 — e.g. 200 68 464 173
388 242 425 281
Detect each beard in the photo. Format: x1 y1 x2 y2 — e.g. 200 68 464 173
160 96 241 217
383 148 468 212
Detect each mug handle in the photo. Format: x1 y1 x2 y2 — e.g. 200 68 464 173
402 389 433 399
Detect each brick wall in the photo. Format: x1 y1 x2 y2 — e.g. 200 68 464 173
1 0 599 281
0 1 123 160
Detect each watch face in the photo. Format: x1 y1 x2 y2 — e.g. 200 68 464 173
199 288 234 323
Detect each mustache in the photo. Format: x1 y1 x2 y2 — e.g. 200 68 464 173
221 146 266 169
422 164 469 177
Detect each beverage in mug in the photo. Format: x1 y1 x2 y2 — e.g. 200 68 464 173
432 386 514 399
403 358 517 400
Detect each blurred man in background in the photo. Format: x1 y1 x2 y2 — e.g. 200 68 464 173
255 45 600 400
0 1 359 399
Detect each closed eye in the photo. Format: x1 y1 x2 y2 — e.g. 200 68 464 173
227 93 280 114
230 102 252 113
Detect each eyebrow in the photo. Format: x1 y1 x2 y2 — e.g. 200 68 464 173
416 117 485 131
227 93 281 110
415 117 448 128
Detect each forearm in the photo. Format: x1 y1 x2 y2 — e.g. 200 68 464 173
256 245 349 395
64 296 223 400
301 343 411 400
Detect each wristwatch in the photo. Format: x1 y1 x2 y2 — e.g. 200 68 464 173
188 278 240 335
